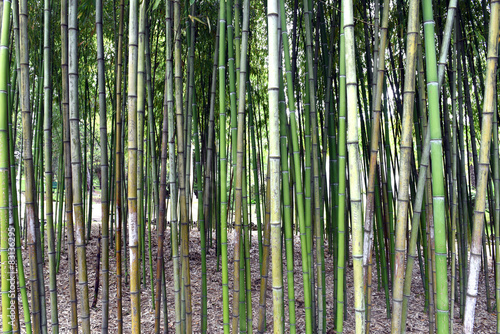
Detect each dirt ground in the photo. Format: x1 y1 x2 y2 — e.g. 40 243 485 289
5 193 498 333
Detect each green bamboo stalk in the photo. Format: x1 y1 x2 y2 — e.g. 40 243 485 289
397 17 459 323
344 0 365 332
7 3 31 328
96 0 110 328
234 0 240 95
151 9 172 329
463 1 499 332
197 15 219 334
68 0 91 330
19 0 41 329
390 0 418 330
144 19 159 246
336 6 346 332
381 106 395 277
362 0 390 278
192 85 208 332
242 132 253 331
88 99 97 246
309 24 326 334
183 3 194 230
302 0 321 329
455 21 469 317
302 43 313 334
277 0 312 330
257 167 271 333
422 0 449 331
114 0 125 330
248 88 263 265
43 0 59 328
227 0 237 203
143 10 154 308
60 0 78 328
218 0 230 328
154 8 172 332
231 0 250 328
277 69 297 333
449 33 458 334
494 50 500 334
172 0 192 329
0 0 13 330
146 142 154 308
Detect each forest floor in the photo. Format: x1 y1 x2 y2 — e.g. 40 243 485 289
5 190 498 333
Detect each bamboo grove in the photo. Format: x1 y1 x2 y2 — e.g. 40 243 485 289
0 0 498 332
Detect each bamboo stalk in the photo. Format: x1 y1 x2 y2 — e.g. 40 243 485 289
68 0 91 330
96 0 109 328
114 0 125 330
390 0 418 330
0 0 13 330
336 6 346 331
42 0 59 329
19 0 42 329
463 1 499 332
343 0 365 332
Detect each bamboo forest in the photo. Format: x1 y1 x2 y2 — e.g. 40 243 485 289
0 0 499 331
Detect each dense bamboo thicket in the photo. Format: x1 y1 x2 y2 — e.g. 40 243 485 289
0 0 499 333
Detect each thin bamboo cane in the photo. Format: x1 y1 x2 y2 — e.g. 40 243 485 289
60 0 78 329
8 4 32 330
248 85 263 267
302 0 322 328
230 0 249 333
494 49 500 334
183 2 194 231
336 7 346 331
197 16 219 334
231 0 250 328
172 0 192 328
145 141 154 308
42 0 58 329
277 44 297 334
456 21 469 317
7 8 31 328
218 0 230 329
166 0 181 330
449 36 458 334
0 0 13 330
277 0 312 330
192 86 209 333
362 0 390 279
114 0 125 330
242 132 253 332
154 1 175 332
68 0 91 330
257 166 271 333
19 0 41 329
96 0 110 328
144 19 159 244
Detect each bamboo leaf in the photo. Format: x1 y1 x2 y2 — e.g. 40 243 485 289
151 0 161 11
189 15 206 27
